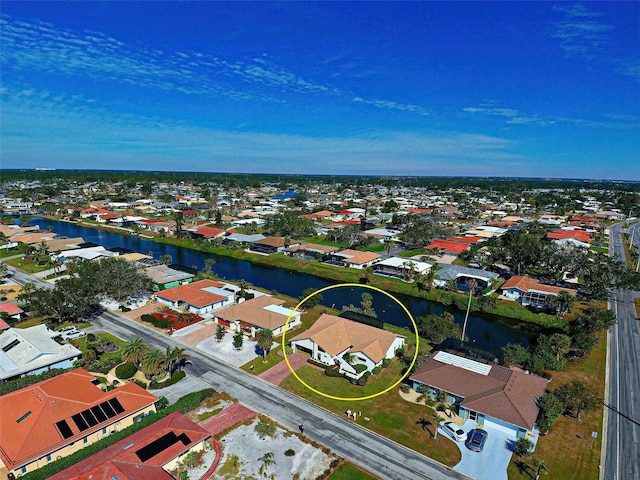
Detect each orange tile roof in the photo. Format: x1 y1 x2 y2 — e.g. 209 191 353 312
426 239 469 254
500 275 577 296
336 249 382 265
291 314 400 363
155 279 229 308
253 236 285 247
215 296 288 330
49 412 211 480
195 225 224 238
0 369 157 471
546 229 591 243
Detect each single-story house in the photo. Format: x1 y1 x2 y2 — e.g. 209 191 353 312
545 229 591 245
249 236 287 255
0 368 158 478
425 239 470 257
0 302 26 321
410 350 548 439
323 249 382 269
155 279 235 315
54 246 116 263
500 275 577 307
144 264 195 291
223 233 266 247
374 257 432 281
0 325 82 382
290 314 405 379
49 412 214 480
214 295 301 337
433 264 499 291
191 225 225 240
284 243 339 260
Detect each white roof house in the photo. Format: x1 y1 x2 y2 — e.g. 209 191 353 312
0 325 82 381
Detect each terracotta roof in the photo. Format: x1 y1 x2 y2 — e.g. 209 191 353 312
0 368 157 471
500 275 577 296
426 239 469 254
0 318 10 329
215 296 289 330
286 243 339 254
155 279 229 308
195 225 224 238
450 236 484 244
335 249 382 265
291 314 401 363
10 232 56 245
410 353 548 430
0 302 24 315
546 229 591 243
253 236 285 247
49 412 211 480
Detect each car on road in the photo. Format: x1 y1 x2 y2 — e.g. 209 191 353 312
440 421 466 442
465 428 488 452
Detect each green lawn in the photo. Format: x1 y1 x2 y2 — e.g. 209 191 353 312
77 332 127 362
241 347 286 374
280 365 461 467
328 463 380 480
6 257 51 273
397 248 425 258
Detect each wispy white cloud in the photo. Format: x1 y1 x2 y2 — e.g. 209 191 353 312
550 3 639 81
0 85 516 176
0 14 427 116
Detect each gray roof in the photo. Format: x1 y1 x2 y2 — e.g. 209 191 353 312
435 264 500 282
225 233 266 243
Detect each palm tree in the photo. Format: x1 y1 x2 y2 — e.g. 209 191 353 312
256 329 274 362
122 337 148 367
461 279 477 342
238 280 248 300
558 290 575 316
141 347 166 378
171 346 191 372
432 412 445 439
258 452 276 477
532 458 547 480
215 324 226 342
233 331 244 350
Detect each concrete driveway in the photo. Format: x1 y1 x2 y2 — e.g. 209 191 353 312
148 373 212 404
447 420 516 480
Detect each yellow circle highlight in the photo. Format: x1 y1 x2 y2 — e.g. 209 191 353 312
281 283 419 402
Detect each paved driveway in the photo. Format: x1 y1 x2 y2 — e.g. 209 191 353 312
148 373 212 404
448 420 516 480
258 353 310 385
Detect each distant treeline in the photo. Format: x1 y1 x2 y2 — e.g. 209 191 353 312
2 168 639 193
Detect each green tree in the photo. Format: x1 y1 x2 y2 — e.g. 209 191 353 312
514 438 533 457
259 451 276 477
533 458 547 480
256 329 274 362
122 337 148 367
141 347 166 378
172 211 185 238
417 312 462 345
159 254 173 265
233 331 244 350
299 288 323 308
216 324 226 342
554 381 598 420
502 344 531 368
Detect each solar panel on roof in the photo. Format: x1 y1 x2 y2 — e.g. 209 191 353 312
100 400 116 418
55 420 74 439
135 432 191 463
108 398 125 414
91 405 107 423
81 409 99 427
72 413 89 432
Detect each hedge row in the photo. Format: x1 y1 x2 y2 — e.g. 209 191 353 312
20 388 215 480
149 370 186 389
140 314 172 329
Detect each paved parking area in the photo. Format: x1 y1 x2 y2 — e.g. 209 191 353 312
447 420 516 480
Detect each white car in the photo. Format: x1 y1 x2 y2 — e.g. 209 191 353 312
440 421 466 442
60 329 86 340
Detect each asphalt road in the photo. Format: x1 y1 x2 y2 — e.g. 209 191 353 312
4 263 470 480
602 223 640 480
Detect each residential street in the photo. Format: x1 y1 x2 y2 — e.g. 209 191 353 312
5 264 470 480
602 223 640 480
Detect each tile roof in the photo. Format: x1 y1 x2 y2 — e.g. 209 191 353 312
426 239 469 254
253 236 285 247
290 314 401 363
49 412 211 480
546 229 591 243
285 243 339 254
195 225 225 238
335 249 382 265
500 275 577 296
215 296 291 330
0 302 23 316
410 353 548 430
0 369 157 471
155 279 230 308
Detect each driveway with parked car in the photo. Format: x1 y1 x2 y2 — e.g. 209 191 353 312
440 419 516 480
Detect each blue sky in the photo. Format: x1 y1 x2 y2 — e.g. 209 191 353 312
1 2 638 179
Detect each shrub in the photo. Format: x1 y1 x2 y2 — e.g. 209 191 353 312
372 366 382 375
324 366 344 378
133 379 147 389
400 384 411 394
86 333 97 343
140 314 172 329
514 438 533 458
115 362 137 380
255 418 277 440
353 364 368 374
284 449 295 457
381 358 391 368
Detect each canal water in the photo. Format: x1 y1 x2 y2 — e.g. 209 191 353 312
30 218 532 356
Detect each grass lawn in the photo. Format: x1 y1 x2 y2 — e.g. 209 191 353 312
241 347 286 375
280 365 461 467
397 248 424 258
507 333 606 480
6 257 51 274
77 332 127 362
328 462 380 480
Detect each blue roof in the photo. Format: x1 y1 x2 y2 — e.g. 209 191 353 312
271 190 297 200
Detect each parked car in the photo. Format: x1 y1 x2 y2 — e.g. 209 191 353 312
57 326 78 334
440 421 466 442
60 330 86 340
465 429 488 452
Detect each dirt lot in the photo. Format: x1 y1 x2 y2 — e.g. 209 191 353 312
212 418 337 480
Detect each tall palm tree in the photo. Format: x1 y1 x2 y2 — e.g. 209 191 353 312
258 452 276 477
256 329 274 362
558 290 575 316
432 412 445 439
122 337 148 367
532 458 547 480
141 347 166 378
461 279 477 342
